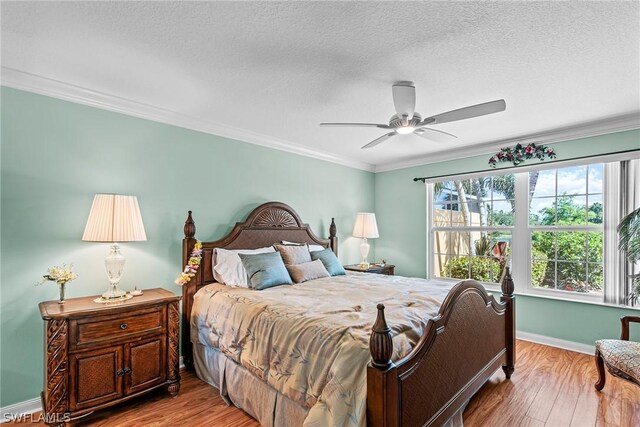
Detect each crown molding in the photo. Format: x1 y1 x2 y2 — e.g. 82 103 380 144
374 112 640 173
0 67 375 172
3 67 637 175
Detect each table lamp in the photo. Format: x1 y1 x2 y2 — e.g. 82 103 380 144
352 212 379 269
82 194 147 299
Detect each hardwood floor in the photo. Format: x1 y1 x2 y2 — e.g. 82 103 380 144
13 340 639 426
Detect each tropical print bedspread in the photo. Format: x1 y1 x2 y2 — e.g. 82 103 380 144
191 272 454 426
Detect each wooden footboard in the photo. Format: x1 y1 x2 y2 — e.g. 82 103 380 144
367 271 515 427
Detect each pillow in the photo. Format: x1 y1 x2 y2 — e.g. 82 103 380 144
213 247 275 287
286 260 330 283
238 252 292 290
281 240 326 252
274 244 312 265
311 248 346 276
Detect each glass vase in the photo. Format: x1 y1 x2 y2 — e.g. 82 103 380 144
58 282 66 304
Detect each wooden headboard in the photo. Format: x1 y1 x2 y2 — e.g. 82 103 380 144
180 201 337 369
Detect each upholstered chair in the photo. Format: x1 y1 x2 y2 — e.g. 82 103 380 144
594 316 640 390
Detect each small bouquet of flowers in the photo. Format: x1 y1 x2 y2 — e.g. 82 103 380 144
37 264 78 303
176 241 203 286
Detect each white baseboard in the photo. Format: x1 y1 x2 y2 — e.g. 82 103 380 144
0 356 185 422
516 330 595 355
1 398 41 423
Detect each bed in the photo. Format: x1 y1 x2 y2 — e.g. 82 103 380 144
180 202 515 427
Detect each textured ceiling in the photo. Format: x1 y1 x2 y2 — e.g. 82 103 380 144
2 1 639 170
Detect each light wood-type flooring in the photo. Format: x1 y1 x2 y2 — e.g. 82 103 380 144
14 340 639 426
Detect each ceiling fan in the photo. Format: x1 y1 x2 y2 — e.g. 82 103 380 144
320 81 506 149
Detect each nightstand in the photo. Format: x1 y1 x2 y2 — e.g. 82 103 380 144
344 264 395 275
39 288 181 425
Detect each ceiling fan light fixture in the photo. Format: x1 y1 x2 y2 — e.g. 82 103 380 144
396 126 415 135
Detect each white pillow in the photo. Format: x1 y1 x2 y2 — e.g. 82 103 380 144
281 240 326 252
213 247 276 287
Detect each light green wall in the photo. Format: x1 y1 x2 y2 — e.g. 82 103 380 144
0 87 374 407
2 86 639 408
375 130 640 346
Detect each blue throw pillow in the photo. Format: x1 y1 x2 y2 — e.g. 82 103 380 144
311 248 346 276
238 252 293 290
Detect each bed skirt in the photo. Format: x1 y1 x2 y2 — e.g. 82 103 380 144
194 342 309 426
193 342 466 427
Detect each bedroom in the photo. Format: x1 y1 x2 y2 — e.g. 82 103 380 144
1 1 639 426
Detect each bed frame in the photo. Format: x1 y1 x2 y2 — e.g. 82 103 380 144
181 201 515 427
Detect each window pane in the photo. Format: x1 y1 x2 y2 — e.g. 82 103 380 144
489 200 514 226
557 261 587 292
433 206 452 227
587 232 603 262
557 196 587 225
529 197 555 225
587 195 603 225
588 164 603 194
557 166 587 196
531 231 556 260
433 232 450 256
556 232 587 262
530 169 555 198
448 256 470 279
490 174 515 200
588 264 604 293
532 260 555 289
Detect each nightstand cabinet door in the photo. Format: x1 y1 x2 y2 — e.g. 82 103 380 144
126 335 167 394
69 345 124 411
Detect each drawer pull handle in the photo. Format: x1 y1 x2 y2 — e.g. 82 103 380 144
124 367 132 374
117 369 124 376
120 323 128 330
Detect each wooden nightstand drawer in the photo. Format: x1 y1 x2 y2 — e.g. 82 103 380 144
72 305 165 347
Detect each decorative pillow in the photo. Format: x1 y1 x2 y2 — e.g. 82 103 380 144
286 260 331 284
238 252 292 290
213 247 275 287
274 244 312 265
281 240 326 252
311 248 346 276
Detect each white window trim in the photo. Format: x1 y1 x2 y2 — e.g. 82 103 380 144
426 164 610 304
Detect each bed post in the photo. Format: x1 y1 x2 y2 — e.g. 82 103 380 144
367 304 399 427
500 266 516 379
182 211 197 371
329 217 338 255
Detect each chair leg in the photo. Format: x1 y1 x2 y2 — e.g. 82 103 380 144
594 350 606 391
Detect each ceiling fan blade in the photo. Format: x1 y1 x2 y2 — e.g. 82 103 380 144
361 132 397 149
392 81 416 122
320 122 391 129
424 99 506 125
415 127 458 143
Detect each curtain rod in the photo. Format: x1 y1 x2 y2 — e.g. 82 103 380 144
413 148 640 183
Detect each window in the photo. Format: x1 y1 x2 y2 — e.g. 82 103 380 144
529 165 603 295
428 162 610 302
431 175 513 284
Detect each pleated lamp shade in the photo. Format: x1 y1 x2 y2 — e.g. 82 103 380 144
352 213 379 239
82 194 147 242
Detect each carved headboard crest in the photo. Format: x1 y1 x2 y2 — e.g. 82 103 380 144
251 206 300 228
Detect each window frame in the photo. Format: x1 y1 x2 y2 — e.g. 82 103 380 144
426 164 607 303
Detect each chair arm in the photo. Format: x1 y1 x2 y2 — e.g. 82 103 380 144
620 316 640 341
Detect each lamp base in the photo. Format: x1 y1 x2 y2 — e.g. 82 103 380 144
359 238 370 270
102 284 127 299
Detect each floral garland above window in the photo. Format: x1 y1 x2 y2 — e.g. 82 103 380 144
489 143 556 168
175 241 202 286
